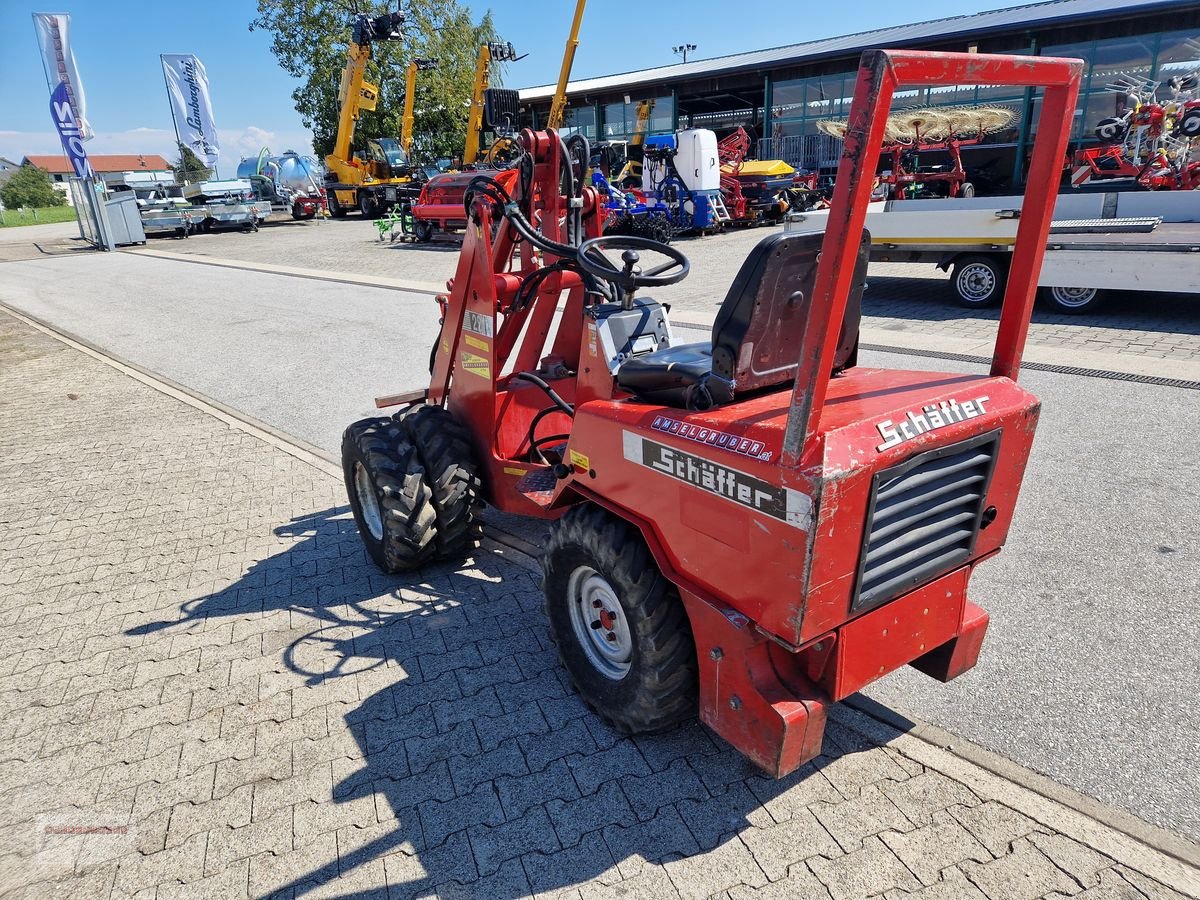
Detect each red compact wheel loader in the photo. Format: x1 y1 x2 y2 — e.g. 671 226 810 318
342 50 1082 776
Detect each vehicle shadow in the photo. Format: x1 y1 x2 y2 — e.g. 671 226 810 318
129 507 911 899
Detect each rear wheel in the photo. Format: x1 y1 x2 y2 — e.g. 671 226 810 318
394 404 482 560
542 504 698 733
359 191 379 219
1042 285 1104 314
328 191 348 218
342 418 437 573
951 255 1007 308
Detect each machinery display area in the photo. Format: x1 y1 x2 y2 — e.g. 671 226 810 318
10 5 1200 894
340 49 1082 775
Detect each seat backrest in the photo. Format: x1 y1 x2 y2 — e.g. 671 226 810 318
710 229 868 394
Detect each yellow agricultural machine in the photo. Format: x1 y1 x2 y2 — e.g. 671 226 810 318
323 9 423 218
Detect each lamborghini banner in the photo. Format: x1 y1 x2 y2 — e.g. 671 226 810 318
161 54 221 169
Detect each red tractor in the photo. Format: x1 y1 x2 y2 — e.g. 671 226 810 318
342 49 1081 775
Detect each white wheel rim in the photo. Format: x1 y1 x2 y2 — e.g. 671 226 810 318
567 565 632 680
957 263 996 303
354 462 383 541
1051 286 1097 308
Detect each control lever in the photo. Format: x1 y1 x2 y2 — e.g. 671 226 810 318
621 249 640 309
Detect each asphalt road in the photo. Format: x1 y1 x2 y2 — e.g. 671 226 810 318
2 250 1197 842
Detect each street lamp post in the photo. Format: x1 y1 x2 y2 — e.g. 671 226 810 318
673 43 696 63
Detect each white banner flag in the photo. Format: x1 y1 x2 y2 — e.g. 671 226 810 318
161 54 220 168
33 13 93 141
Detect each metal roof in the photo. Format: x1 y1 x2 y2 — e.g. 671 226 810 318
519 0 1199 101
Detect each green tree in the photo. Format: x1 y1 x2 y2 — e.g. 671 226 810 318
1 163 66 208
250 0 499 162
172 144 212 184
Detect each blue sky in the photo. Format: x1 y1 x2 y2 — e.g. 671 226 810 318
1 0 1008 164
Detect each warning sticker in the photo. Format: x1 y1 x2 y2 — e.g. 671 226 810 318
569 449 590 471
460 351 491 379
463 334 490 352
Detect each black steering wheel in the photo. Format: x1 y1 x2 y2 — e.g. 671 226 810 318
577 235 690 291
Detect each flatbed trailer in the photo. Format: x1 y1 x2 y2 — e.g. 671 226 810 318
791 190 1200 313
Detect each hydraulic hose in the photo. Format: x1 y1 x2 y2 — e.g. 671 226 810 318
463 148 611 302
515 371 575 417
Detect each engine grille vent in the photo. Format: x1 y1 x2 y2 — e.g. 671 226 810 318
854 430 1000 613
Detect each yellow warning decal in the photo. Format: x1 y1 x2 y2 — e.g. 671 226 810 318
569 449 590 470
463 334 490 352
460 351 491 379
441 340 450 354
503 466 527 476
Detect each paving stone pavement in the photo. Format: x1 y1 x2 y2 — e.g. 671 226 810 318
2 311 1197 900
141 218 1200 364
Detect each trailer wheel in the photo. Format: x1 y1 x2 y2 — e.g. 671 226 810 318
414 220 434 242
543 504 698 734
342 418 437 573
1042 285 1104 314
959 181 976 198
359 192 380 219
951 255 1007 308
395 404 482 559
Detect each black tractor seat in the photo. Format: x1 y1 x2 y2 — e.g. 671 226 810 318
616 229 870 409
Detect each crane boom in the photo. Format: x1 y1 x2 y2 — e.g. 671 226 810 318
463 45 492 166
331 42 375 165
402 58 438 156
546 0 586 131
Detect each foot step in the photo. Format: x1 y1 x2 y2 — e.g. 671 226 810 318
515 466 558 508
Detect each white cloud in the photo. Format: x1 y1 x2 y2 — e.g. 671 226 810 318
217 126 316 161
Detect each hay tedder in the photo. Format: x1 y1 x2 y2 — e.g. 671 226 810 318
342 49 1080 775
820 104 1019 199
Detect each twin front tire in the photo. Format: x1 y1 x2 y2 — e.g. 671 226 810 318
342 412 699 733
342 405 482 573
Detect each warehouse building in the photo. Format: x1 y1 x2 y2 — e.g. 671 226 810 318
518 0 1200 190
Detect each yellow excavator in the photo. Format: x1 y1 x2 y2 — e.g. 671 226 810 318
324 8 423 218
